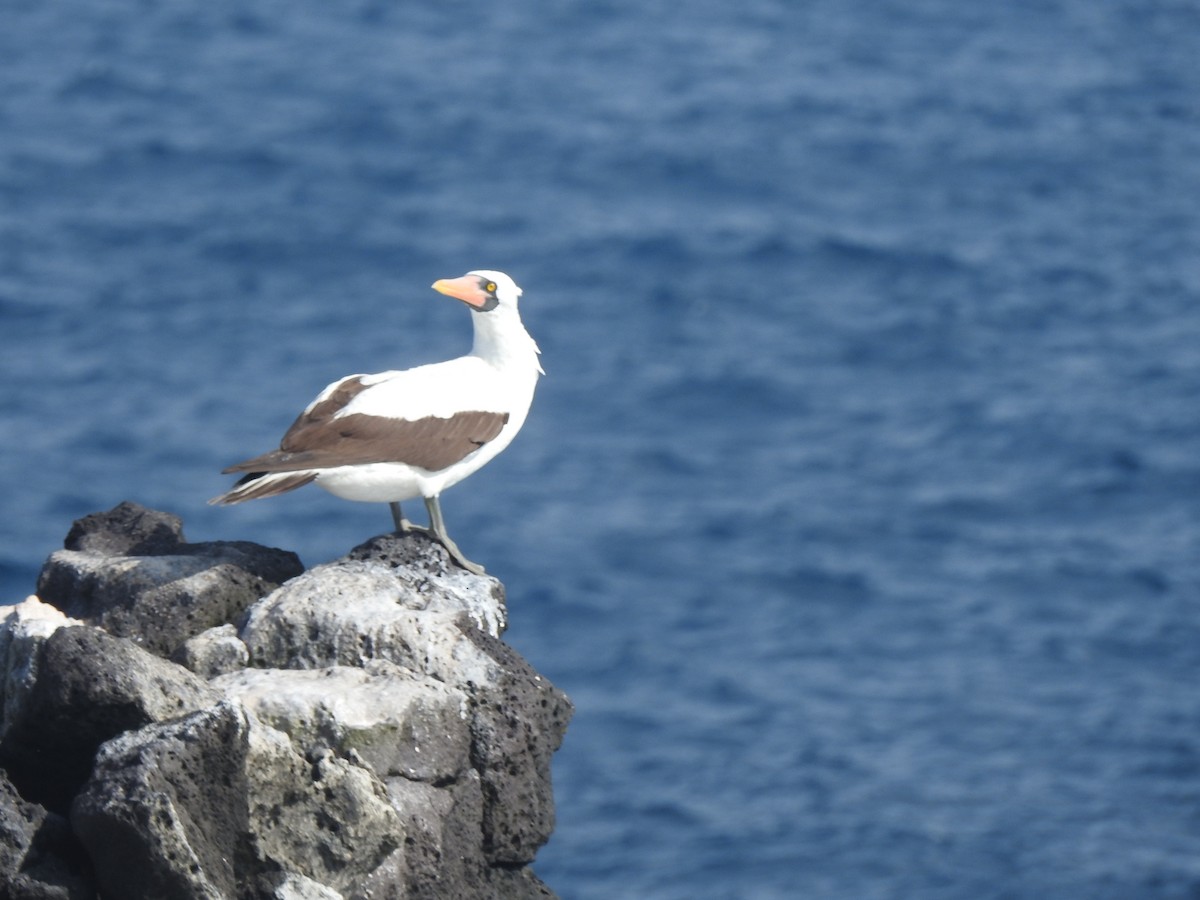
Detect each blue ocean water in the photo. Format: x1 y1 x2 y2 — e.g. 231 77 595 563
3 1 1200 897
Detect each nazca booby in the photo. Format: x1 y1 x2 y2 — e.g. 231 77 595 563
210 270 541 574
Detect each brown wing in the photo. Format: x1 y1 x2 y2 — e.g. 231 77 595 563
223 375 510 476
295 374 376 423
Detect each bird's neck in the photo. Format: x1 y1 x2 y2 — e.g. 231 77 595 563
470 312 542 374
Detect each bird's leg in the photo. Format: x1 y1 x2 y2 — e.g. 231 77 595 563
424 496 486 575
390 501 418 534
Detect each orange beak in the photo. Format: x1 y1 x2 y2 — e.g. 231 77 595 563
431 275 490 309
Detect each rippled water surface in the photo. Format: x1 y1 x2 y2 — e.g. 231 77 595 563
3 1 1200 897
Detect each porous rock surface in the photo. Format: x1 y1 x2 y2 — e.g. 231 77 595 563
0 502 572 900
37 501 305 658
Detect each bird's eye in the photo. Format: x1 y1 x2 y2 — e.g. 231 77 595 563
486 282 497 293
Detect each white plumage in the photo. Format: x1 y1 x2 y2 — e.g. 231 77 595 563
211 270 541 573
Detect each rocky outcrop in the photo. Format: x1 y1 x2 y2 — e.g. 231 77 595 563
0 622 220 812
0 766 93 900
0 502 571 900
37 502 304 658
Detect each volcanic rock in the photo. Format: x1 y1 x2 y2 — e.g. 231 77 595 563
0 615 219 812
0 505 571 899
37 501 303 657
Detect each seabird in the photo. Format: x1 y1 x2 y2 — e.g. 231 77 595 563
210 270 542 574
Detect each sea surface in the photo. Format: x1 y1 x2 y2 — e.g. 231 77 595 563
3 1 1200 897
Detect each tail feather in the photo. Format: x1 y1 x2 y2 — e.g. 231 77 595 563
209 471 317 505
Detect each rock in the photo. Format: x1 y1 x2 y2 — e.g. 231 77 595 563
459 626 572 864
358 770 560 900
371 772 489 899
62 501 185 556
491 867 561 900
215 662 471 783
0 771 39 889
0 597 79 730
238 541 573 864
346 531 509 637
0 623 219 812
7 506 570 899
245 720 401 894
72 700 401 900
273 873 345 900
174 623 250 678
38 501 303 658
0 769 92 900
239 561 504 679
71 701 250 899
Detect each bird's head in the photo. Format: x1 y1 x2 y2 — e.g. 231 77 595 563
431 270 522 314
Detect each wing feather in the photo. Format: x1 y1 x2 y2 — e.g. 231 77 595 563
221 368 510 476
